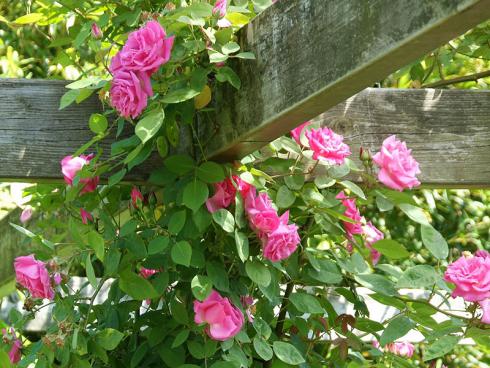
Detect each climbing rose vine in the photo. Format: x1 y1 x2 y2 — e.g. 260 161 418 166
3 1 489 368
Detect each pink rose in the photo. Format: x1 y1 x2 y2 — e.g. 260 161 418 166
362 222 383 265
479 299 490 324
388 342 415 358
60 154 99 194
118 20 174 74
110 69 153 119
245 191 280 234
475 250 490 259
53 273 62 285
305 127 351 165
262 211 300 262
20 207 32 224
444 254 490 302
2 329 22 364
80 208 93 225
206 176 251 213
213 0 227 17
336 191 363 237
91 23 102 39
194 290 244 341
140 267 159 279
14 255 55 300
372 135 421 191
131 187 144 207
290 121 311 145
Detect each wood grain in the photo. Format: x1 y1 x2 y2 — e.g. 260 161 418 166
1 79 490 187
316 88 490 188
207 0 490 160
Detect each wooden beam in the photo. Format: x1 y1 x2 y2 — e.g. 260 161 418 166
316 88 490 188
208 0 490 160
1 80 490 187
0 79 157 182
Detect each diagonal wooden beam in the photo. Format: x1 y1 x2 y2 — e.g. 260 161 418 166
0 79 489 187
207 0 490 160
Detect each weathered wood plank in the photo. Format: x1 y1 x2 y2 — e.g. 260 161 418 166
1 80 490 187
318 88 490 188
0 79 159 182
207 0 490 160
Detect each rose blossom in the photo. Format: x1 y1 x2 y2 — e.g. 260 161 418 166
372 135 421 191
2 328 22 364
444 253 490 302
213 0 227 17
14 255 55 300
131 187 144 207
80 208 93 225
262 211 300 262
206 176 251 213
373 341 415 358
53 273 62 285
336 191 363 237
140 267 159 279
91 23 102 39
118 20 174 74
194 290 244 341
110 69 153 119
362 222 383 265
290 121 311 145
20 207 32 224
61 154 99 194
305 127 351 165
475 249 490 259
244 190 280 234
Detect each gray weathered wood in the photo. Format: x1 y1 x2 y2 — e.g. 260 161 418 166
316 88 490 188
207 0 490 160
0 79 158 182
1 79 490 187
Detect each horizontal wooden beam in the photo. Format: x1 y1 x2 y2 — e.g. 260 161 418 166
208 0 490 160
1 80 489 187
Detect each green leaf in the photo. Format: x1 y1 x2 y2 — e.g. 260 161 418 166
235 231 249 262
421 225 449 259
169 210 187 235
314 175 336 189
340 180 366 200
253 337 273 361
183 180 209 212
307 259 342 284
171 241 192 267
88 231 105 261
245 261 271 287
172 330 190 349
0 350 11 368
108 168 126 187
289 292 324 314
96 328 124 351
148 236 170 255
162 88 200 103
372 239 410 260
89 113 108 134
135 108 165 144
355 274 397 296
380 316 414 346
14 13 44 24
212 209 235 233
423 336 460 361
164 155 195 175
215 67 241 89
0 278 16 299
156 136 169 158
119 270 159 300
74 22 92 48
191 275 213 301
397 265 439 289
276 185 296 208
222 42 240 54
59 89 79 110
206 261 229 292
85 255 97 288
209 51 228 63
234 52 255 59
272 341 305 365
196 162 225 183
398 203 430 226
